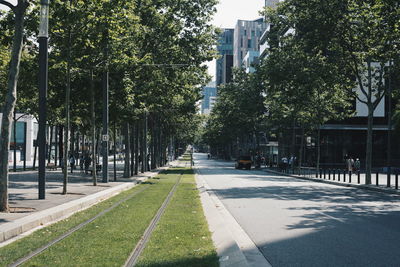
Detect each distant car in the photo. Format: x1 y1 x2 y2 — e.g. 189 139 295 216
235 156 252 170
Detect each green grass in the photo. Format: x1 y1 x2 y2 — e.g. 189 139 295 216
136 168 219 267
180 153 193 162
0 184 146 267
20 172 179 267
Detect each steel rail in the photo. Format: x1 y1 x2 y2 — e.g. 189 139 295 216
9 183 151 267
124 174 183 267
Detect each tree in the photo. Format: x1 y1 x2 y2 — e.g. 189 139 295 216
335 0 400 184
260 0 357 172
204 68 266 159
0 0 29 212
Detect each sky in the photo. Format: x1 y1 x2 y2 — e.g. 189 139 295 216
207 0 265 80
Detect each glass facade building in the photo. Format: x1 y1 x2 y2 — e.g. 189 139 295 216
233 18 267 68
216 29 234 86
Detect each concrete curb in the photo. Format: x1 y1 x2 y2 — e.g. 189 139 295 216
0 170 164 244
265 168 400 196
195 169 271 267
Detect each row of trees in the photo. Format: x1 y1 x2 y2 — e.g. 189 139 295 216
203 0 400 184
0 0 218 211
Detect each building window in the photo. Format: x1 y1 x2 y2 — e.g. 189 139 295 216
248 39 252 48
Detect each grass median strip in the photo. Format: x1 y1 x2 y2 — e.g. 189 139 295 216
136 168 219 267
20 172 180 267
0 182 147 267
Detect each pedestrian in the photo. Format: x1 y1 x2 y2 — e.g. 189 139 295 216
255 153 261 169
344 154 349 170
346 156 353 173
69 154 76 174
79 155 84 172
354 158 360 172
85 155 92 174
282 157 288 172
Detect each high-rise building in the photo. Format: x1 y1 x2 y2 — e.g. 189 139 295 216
265 0 279 8
243 50 260 73
216 29 234 86
201 81 217 115
233 18 267 68
260 0 282 58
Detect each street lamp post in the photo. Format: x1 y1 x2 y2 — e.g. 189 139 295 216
102 69 109 183
38 0 49 200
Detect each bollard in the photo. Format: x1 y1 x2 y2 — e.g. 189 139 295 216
320 169 322 179
349 171 352 183
338 170 340 181
396 173 399 190
376 172 379 186
328 169 331 180
316 170 318 178
387 172 391 188
323 169 326 179
357 171 360 184
333 169 335 181
343 170 346 182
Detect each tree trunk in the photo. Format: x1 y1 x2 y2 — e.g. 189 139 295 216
298 127 305 175
0 2 27 211
13 110 17 172
54 126 58 166
48 125 53 164
70 127 75 158
365 60 373 185
96 129 101 163
124 122 130 178
130 123 134 176
90 70 97 186
316 127 321 175
151 117 156 170
143 113 148 172
58 125 63 167
23 121 27 170
62 52 71 195
135 121 139 175
365 104 374 184
113 122 117 181
140 118 145 173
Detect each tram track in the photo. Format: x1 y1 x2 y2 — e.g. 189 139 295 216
124 173 183 267
7 167 186 267
8 183 151 267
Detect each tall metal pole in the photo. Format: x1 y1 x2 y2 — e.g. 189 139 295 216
102 70 109 183
13 110 17 172
38 0 49 200
387 58 392 187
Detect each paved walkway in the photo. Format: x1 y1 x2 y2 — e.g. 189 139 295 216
0 162 168 244
268 167 400 195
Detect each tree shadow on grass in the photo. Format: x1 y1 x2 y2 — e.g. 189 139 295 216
137 254 219 267
163 169 193 175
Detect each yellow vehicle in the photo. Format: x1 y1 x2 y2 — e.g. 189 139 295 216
235 156 252 170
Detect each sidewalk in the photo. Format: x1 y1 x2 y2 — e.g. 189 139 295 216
265 167 400 196
0 162 168 244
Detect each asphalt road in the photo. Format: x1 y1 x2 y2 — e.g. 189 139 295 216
194 153 400 267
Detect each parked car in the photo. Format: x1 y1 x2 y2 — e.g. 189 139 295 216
235 156 252 170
